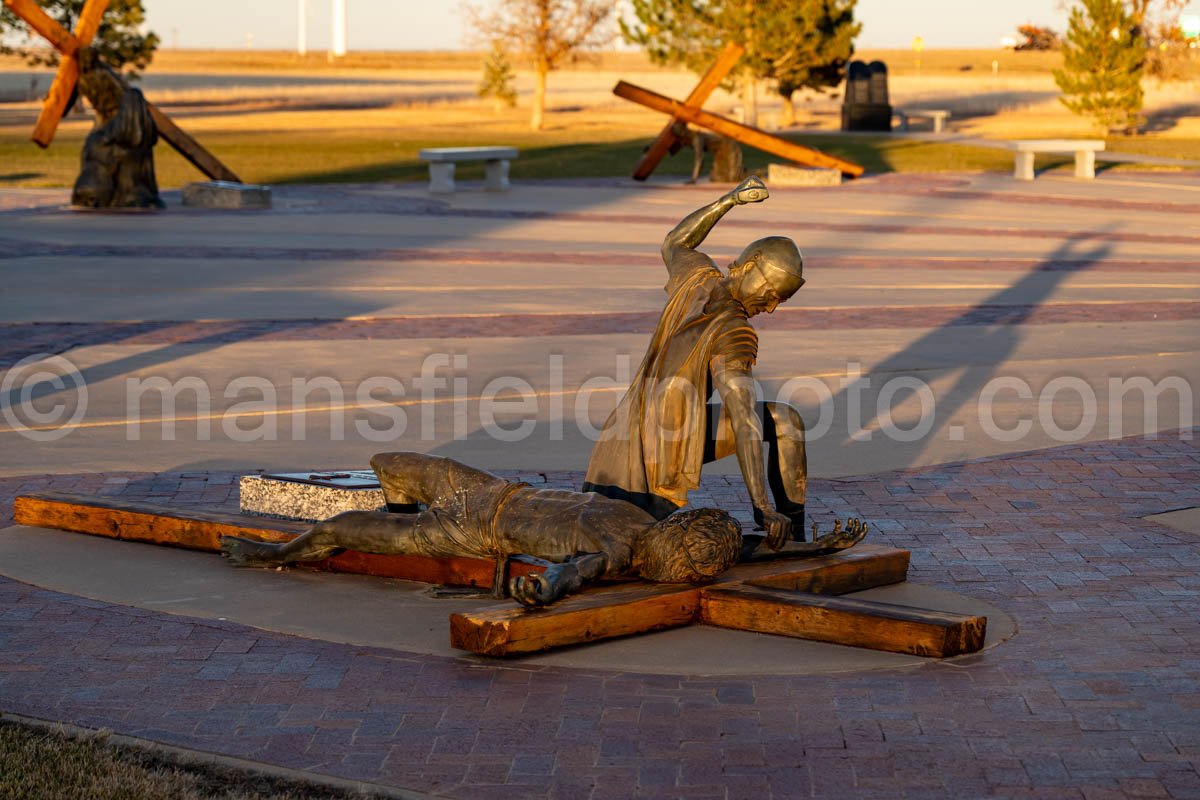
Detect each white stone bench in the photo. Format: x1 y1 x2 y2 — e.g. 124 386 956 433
418 146 519 193
896 108 951 133
1008 139 1106 181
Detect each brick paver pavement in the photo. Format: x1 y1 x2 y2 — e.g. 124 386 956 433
1 432 1197 799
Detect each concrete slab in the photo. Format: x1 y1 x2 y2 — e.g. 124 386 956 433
0 524 1015 675
1144 507 1200 535
767 163 841 186
182 181 272 209
3 175 1198 481
2 324 1193 478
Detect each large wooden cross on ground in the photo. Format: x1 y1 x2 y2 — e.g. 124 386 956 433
3 0 241 183
616 43 864 180
15 492 987 659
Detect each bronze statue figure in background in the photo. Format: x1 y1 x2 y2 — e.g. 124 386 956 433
222 452 865 606
71 47 163 209
670 122 745 184
583 176 809 551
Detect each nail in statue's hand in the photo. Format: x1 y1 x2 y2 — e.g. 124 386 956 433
509 572 557 607
731 176 769 205
813 518 869 551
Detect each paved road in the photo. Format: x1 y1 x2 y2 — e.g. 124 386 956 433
1 173 1196 478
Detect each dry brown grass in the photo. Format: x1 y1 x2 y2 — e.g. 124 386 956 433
855 48 1062 75
0 718 389 800
144 49 664 75
148 48 1057 77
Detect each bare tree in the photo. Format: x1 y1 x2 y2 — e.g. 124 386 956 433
1126 0 1188 32
465 0 613 130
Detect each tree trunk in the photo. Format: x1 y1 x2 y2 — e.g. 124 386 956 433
531 61 547 130
740 70 758 127
779 91 796 127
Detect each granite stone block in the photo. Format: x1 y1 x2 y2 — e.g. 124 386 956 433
183 181 272 209
239 472 385 522
767 163 842 187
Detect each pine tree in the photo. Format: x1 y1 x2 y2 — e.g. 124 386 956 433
767 0 860 127
1053 0 1146 133
622 0 859 128
1 0 159 78
478 42 518 112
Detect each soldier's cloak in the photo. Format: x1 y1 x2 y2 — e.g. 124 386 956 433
583 258 757 518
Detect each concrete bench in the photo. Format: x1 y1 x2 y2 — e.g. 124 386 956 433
1008 139 1106 181
896 108 951 133
418 146 518 193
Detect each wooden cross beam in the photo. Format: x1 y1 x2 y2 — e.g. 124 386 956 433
3 0 241 183
632 42 745 181
451 545 985 657
4 0 107 146
13 492 543 589
13 492 985 658
616 79 864 178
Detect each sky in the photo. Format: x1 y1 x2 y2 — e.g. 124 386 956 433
143 0 1200 51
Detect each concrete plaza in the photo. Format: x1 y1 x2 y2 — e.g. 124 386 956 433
0 170 1198 798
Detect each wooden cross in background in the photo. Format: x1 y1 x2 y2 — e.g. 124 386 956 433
616 42 864 180
3 0 241 183
630 43 746 181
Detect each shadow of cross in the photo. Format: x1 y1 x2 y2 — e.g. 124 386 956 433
2 0 240 182
450 544 987 658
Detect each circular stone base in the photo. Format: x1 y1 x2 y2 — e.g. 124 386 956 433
0 525 1015 676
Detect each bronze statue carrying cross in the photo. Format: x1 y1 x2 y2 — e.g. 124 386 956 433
615 42 864 180
3 0 241 183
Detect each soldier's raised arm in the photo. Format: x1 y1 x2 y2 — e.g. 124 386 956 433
661 176 769 279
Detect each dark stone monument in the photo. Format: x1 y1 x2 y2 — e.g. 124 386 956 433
841 60 893 132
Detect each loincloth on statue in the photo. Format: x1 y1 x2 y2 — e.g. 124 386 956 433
409 480 530 560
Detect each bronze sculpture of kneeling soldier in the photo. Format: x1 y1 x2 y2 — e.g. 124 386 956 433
582 175 809 552
221 453 866 607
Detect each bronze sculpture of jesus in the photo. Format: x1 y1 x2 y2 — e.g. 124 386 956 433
222 452 864 606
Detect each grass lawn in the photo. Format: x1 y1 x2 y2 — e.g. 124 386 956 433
0 718 389 800
3 116 1193 190
0 48 1195 189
